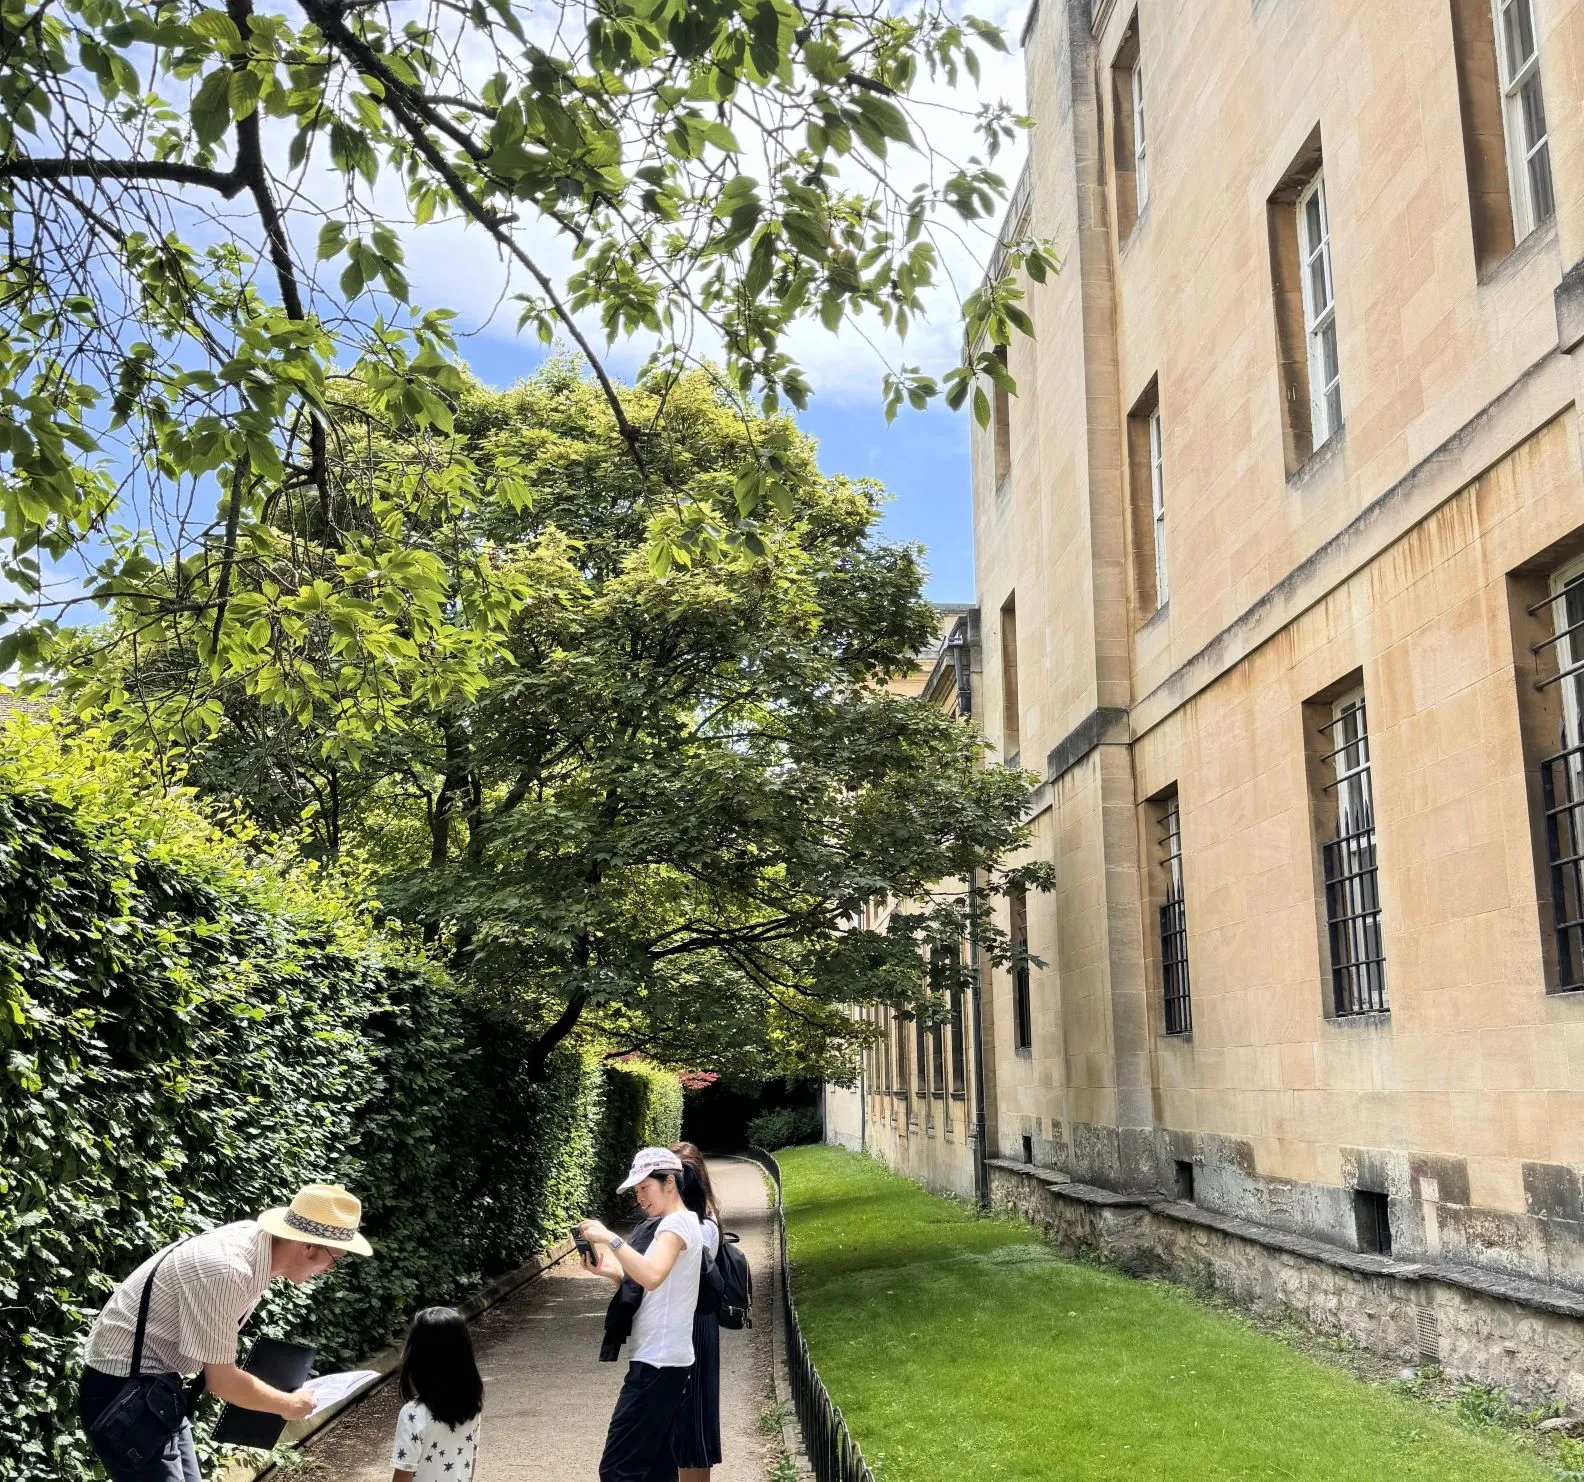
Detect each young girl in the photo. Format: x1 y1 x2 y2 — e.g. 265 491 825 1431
670 1142 723 1482
390 1307 484 1482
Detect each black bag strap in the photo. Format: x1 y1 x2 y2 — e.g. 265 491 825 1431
128 1241 183 1380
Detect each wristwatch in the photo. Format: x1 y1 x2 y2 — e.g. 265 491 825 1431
608 1235 625 1252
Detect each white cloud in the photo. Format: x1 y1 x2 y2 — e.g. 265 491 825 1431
388 0 1030 409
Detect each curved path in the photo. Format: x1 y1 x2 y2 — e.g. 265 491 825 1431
293 1158 773 1482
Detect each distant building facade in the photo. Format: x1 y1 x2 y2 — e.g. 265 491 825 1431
834 0 1584 1399
823 606 985 1198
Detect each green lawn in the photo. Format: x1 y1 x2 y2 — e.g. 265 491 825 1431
778 1144 1555 1482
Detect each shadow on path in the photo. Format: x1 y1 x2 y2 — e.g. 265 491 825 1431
292 1158 772 1482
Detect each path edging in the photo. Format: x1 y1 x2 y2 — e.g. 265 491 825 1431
735 1152 816 1480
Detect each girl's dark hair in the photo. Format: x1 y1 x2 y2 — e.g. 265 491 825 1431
400 1307 483 1427
672 1141 718 1218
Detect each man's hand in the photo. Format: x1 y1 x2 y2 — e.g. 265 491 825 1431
278 1387 315 1421
204 1362 317 1421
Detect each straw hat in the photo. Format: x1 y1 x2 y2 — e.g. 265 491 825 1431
257 1183 373 1257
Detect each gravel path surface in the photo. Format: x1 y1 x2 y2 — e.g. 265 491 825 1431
289 1157 773 1482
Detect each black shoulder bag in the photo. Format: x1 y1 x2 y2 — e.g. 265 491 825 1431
87 1244 197 1470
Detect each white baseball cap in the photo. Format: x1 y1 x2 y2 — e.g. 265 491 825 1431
617 1146 684 1193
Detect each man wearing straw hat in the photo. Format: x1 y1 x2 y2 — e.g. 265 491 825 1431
78 1183 373 1481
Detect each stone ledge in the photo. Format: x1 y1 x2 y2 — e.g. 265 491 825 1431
986 1158 1147 1207
1146 1197 1409 1279
993 1159 1584 1324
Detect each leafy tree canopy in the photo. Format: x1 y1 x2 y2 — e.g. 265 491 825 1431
66 359 1052 1078
0 0 1054 736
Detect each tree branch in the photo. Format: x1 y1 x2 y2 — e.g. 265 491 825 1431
0 156 247 194
299 0 649 477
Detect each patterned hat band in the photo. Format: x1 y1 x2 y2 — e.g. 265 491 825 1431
282 1209 357 1243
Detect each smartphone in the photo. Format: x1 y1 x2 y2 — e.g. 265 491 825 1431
574 1236 596 1265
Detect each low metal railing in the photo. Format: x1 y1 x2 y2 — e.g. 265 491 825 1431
749 1148 876 1482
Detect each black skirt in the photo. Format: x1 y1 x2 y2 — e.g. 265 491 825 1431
670 1312 721 1468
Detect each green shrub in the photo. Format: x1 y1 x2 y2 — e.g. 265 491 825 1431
747 1104 823 1150
595 1058 686 1203
0 717 678 1480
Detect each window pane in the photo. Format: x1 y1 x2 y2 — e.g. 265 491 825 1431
1305 193 1324 253
1309 253 1330 314
1321 320 1340 388
1529 141 1555 225
1504 0 1536 69
1521 74 1548 152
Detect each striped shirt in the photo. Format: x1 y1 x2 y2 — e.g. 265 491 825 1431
83 1221 274 1378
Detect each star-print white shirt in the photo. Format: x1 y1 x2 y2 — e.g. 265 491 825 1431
390 1399 480 1481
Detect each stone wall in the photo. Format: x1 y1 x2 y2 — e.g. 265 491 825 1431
989 1159 1584 1411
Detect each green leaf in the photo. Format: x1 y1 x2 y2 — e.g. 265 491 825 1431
317 220 347 261
190 10 244 52
190 70 232 145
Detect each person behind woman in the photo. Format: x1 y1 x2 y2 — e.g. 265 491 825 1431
390 1307 484 1482
670 1142 722 1482
580 1147 705 1482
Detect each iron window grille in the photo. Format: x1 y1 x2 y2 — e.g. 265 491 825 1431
1319 692 1388 1015
949 989 967 1097
1159 794 1192 1035
1010 887 1033 1051
1529 567 1584 988
1297 171 1342 445
1494 0 1554 236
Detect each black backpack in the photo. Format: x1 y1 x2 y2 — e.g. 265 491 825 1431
695 1242 725 1316
714 1230 753 1329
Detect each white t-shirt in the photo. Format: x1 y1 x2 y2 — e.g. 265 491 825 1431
390 1399 481 1481
702 1216 720 1259
629 1209 702 1368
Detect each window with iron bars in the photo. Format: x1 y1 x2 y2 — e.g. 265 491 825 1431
949 987 967 1096
915 1016 929 1097
880 1007 893 1093
1157 790 1192 1035
926 944 948 1096
1010 885 1033 1051
1319 689 1388 1015
894 1011 909 1096
1532 561 1584 988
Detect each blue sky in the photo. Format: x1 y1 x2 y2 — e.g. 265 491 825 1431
457 331 977 604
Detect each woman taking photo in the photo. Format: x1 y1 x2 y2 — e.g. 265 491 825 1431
670 1142 722 1481
579 1148 704 1482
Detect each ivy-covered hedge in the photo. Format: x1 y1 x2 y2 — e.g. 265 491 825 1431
0 718 680 1481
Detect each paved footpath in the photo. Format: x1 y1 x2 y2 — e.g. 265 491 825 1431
293 1158 773 1482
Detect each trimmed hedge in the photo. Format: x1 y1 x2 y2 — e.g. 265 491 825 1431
747 1104 823 1150
0 719 680 1480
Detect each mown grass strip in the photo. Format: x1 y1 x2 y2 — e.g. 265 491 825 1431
780 1144 1553 1482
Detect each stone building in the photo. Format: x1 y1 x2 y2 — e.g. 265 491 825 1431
838 0 1584 1401
823 604 986 1198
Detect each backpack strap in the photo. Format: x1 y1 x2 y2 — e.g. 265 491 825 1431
128 1241 183 1380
